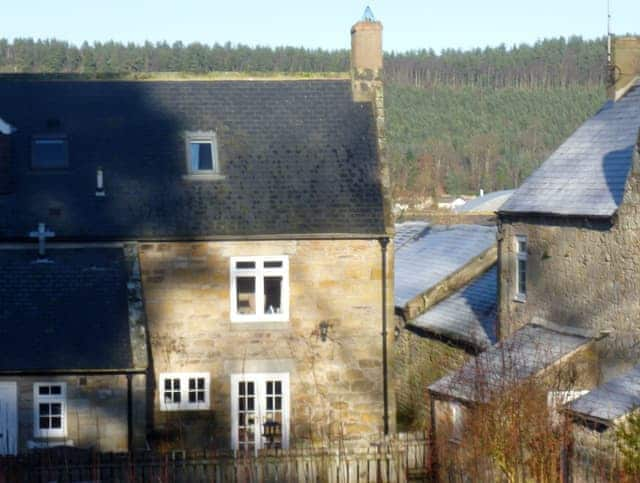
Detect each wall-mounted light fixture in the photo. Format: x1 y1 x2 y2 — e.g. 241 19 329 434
319 321 330 342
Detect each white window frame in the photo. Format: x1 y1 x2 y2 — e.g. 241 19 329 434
230 256 290 323
185 131 218 174
230 372 290 454
159 372 211 411
33 382 67 438
514 235 528 302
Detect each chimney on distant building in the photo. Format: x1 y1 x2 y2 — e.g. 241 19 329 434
350 6 383 103
0 117 15 194
609 37 640 101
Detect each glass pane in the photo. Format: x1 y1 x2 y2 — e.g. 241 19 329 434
264 276 282 314
189 379 196 390
275 381 282 394
50 385 62 395
247 382 254 394
264 261 283 268
189 392 196 403
39 386 50 395
51 417 62 429
275 397 282 410
267 381 273 394
173 379 180 390
39 417 50 429
239 398 245 410
51 404 62 415
39 403 50 416
164 379 171 390
239 382 245 395
247 397 254 411
237 277 256 314
267 397 273 410
174 393 181 403
197 378 205 390
236 261 256 269
164 392 173 403
518 241 527 252
189 142 214 171
197 391 205 402
33 139 67 169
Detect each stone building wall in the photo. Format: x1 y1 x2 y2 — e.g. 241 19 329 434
499 144 640 379
392 324 470 431
0 374 146 453
139 238 394 449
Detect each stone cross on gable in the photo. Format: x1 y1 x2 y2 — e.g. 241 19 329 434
29 222 55 258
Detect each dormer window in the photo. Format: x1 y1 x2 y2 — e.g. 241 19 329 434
31 136 68 170
186 131 217 174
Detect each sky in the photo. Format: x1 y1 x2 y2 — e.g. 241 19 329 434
1 0 638 53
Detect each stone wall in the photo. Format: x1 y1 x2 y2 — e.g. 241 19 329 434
499 143 640 379
392 324 470 431
0 374 146 453
139 238 394 449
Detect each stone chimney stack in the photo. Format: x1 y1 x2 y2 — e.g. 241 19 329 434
0 118 14 194
609 37 640 101
350 7 383 103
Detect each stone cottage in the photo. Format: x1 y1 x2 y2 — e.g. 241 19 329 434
427 36 640 465
0 11 394 454
393 222 498 429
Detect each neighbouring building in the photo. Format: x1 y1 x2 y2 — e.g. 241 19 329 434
0 10 395 455
393 222 498 429
427 36 640 477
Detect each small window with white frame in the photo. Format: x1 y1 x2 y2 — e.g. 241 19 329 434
230 256 289 323
159 373 210 411
186 131 218 174
33 383 66 438
515 235 527 301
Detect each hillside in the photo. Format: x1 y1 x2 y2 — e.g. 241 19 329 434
0 37 610 198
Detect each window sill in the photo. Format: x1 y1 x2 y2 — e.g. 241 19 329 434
513 295 526 304
160 405 211 412
182 173 226 181
229 321 290 331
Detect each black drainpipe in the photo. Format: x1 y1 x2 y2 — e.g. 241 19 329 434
127 373 133 452
379 236 390 435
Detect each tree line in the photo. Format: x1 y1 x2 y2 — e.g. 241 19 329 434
0 36 607 88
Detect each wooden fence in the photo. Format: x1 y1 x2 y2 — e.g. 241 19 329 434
0 433 429 483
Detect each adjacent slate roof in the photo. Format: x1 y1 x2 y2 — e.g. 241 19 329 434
0 248 134 371
394 221 429 249
410 266 497 350
568 365 640 423
457 190 514 214
0 79 384 239
501 81 640 217
429 323 593 403
394 224 496 308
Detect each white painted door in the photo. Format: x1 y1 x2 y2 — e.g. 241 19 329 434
0 382 18 455
231 373 289 454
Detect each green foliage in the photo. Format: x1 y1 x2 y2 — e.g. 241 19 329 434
386 84 606 197
0 36 610 198
616 410 640 477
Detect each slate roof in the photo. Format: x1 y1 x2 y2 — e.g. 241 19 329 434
409 266 497 350
568 365 640 423
501 81 640 217
429 323 593 403
457 190 514 214
0 79 384 239
394 221 429 249
394 224 496 308
0 247 134 371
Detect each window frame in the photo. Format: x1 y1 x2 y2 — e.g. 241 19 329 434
514 235 528 302
30 135 69 170
185 131 218 174
33 382 67 438
159 372 211 411
230 256 290 323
